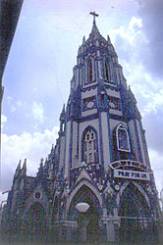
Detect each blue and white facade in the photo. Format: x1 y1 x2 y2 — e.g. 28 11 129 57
2 17 161 243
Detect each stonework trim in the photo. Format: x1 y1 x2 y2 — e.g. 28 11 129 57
66 179 102 216
116 181 151 209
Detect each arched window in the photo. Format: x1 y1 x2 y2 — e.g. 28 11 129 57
116 124 130 152
87 58 93 82
82 127 98 164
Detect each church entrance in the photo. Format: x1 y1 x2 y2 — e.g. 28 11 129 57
77 205 100 242
25 202 46 241
119 184 157 242
69 185 101 242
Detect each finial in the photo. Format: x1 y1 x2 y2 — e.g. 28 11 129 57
23 158 27 168
107 35 111 43
23 158 27 164
82 36 86 44
14 160 21 177
40 158 44 165
51 144 54 153
90 11 99 24
62 104 65 113
18 159 21 167
16 160 21 171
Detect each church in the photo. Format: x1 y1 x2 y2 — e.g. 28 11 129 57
1 13 161 243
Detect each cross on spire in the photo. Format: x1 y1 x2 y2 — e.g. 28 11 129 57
90 11 99 24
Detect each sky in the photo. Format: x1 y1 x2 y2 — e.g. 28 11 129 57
1 0 163 202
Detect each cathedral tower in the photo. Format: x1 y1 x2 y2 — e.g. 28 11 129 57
2 13 161 243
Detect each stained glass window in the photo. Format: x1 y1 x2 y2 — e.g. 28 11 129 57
116 125 130 152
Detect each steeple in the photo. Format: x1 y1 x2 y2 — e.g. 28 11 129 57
90 11 100 34
77 11 108 58
90 11 99 24
89 11 102 40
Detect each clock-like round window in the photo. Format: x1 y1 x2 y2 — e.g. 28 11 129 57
34 192 41 199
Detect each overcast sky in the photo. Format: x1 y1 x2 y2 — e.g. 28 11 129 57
1 0 163 201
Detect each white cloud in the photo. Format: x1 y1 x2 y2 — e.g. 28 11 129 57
122 61 163 116
1 114 7 131
6 97 24 113
110 16 163 117
32 101 45 124
1 126 59 192
111 16 146 47
149 149 163 193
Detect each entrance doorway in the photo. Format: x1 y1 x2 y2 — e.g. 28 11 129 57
25 202 46 241
77 205 100 242
119 184 157 242
69 185 101 242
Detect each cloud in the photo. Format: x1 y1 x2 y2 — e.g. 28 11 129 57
6 96 24 113
143 108 163 154
137 0 163 78
32 101 45 125
111 16 147 64
112 16 144 46
113 0 163 80
149 148 163 192
1 126 59 193
1 114 7 131
111 17 163 116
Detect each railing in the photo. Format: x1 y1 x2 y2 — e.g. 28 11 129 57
110 159 148 171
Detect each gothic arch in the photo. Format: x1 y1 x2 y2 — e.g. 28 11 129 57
116 181 150 209
66 180 103 242
24 201 47 219
118 182 154 242
23 202 47 239
81 126 99 164
112 123 130 161
116 124 130 152
66 179 102 217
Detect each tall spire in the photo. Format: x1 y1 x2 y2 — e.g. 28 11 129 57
89 11 101 39
90 11 99 25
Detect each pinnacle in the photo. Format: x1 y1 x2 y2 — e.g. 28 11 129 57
89 19 101 38
17 160 21 170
